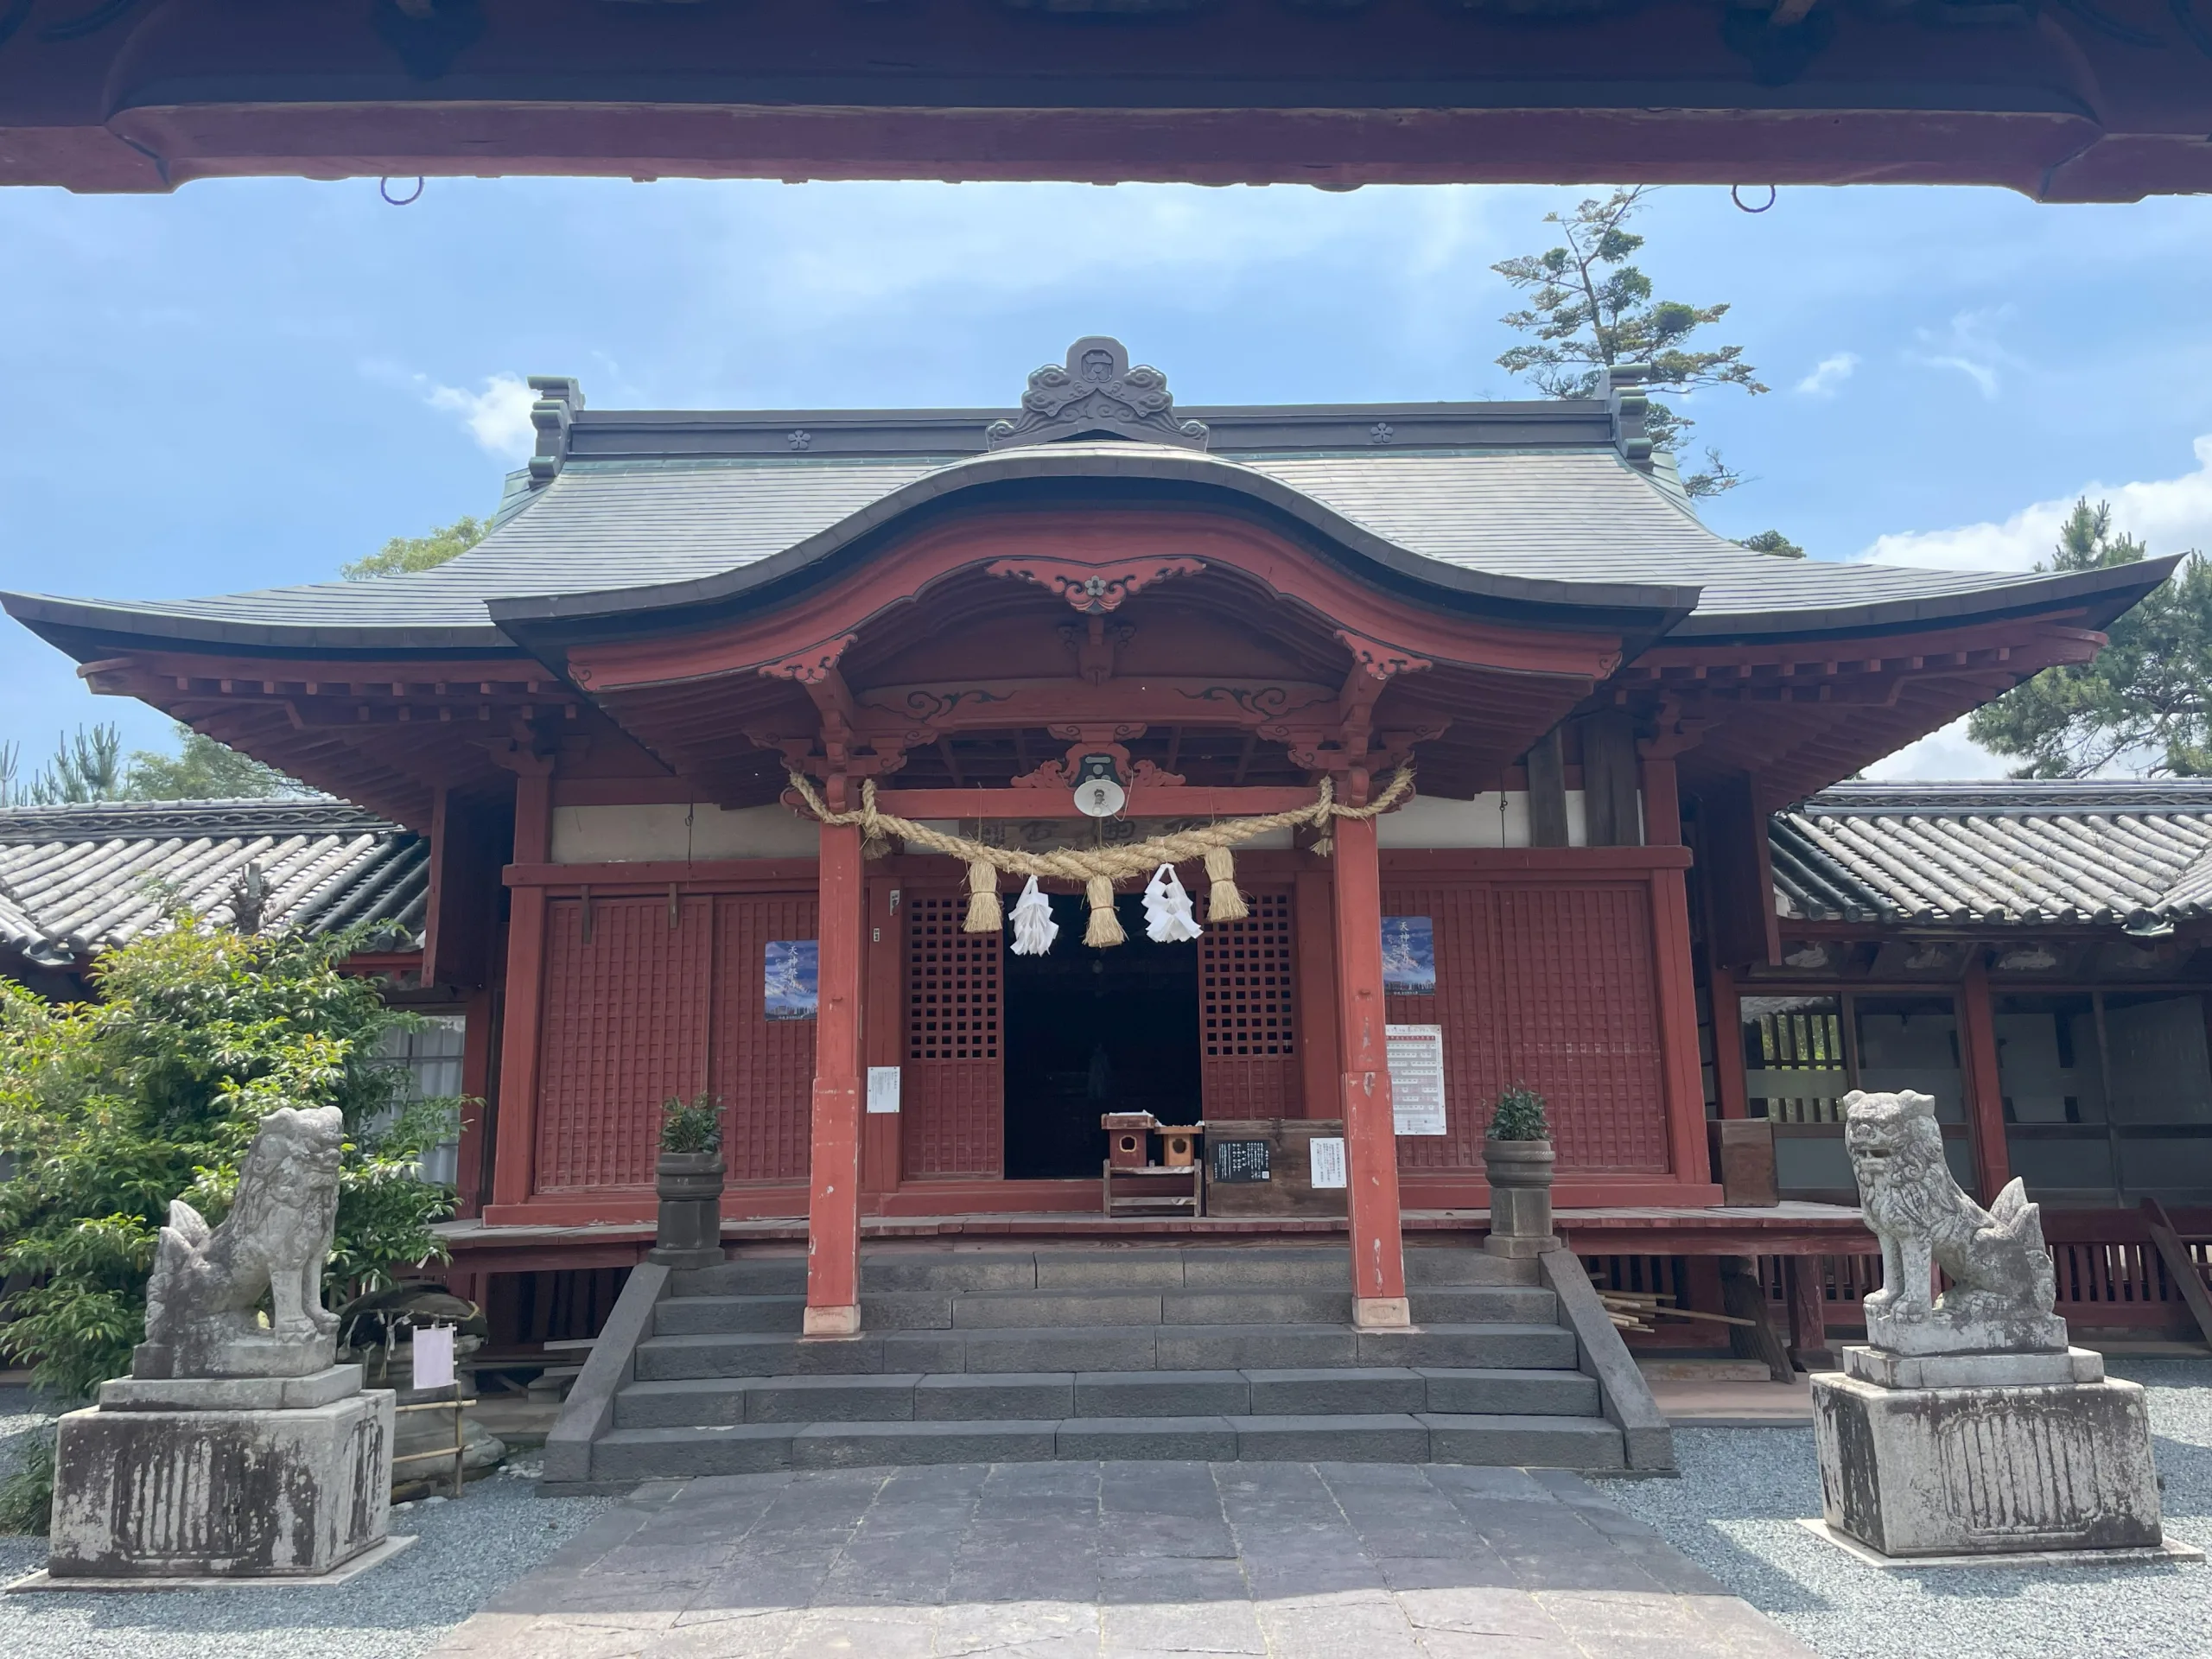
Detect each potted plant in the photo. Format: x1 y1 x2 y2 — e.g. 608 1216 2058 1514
1482 1084 1560 1258
647 1092 726 1269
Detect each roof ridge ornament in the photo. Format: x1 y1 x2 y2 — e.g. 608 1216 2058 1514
987 336 1209 452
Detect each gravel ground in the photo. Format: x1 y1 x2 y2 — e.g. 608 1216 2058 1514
0 1384 613 1659
1607 1356 2212 1659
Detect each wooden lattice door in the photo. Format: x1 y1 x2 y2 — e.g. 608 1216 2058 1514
902 892 1003 1177
1198 887 1300 1117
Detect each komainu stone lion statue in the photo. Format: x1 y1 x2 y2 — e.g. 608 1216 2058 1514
134 1105 346 1380
1843 1089 2066 1357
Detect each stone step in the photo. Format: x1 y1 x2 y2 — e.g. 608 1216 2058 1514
1404 1248 1535 1287
588 1412 1624 1480
613 1366 1602 1428
1406 1287 1558 1324
653 1281 1560 1338
668 1245 1534 1300
632 1322 1577 1381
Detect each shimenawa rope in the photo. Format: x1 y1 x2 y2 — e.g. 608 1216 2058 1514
785 766 1414 945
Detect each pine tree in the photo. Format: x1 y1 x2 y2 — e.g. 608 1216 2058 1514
1967 499 2212 776
1494 188 1768 499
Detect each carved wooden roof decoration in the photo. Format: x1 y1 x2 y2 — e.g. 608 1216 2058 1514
986 338 1209 453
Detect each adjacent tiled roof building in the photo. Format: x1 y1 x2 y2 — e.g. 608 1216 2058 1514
0 799 427 972
1772 781 2212 933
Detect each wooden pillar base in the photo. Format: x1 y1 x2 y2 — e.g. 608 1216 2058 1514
802 1305 861 1338
1354 1296 1412 1330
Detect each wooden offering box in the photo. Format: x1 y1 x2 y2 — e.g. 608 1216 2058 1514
1200 1119 1347 1218
1103 1112 1160 1171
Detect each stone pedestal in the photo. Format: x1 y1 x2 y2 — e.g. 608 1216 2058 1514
1482 1139 1560 1258
47 1386 394 1579
1813 1358 2165 1558
646 1150 726 1269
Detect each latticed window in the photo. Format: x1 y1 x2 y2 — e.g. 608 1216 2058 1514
1200 892 1295 1059
907 896 1000 1062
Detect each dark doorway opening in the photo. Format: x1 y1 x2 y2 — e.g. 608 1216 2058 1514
1002 892 1203 1180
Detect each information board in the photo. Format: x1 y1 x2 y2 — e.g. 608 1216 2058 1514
1307 1136 1348 1189
867 1066 901 1115
1211 1140 1272 1183
1385 1024 1447 1136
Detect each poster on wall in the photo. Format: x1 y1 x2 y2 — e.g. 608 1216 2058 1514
764 939 819 1020
1381 917 1436 995
1385 1024 1448 1135
1308 1136 1348 1189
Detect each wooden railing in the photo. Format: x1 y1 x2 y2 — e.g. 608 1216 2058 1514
1592 1208 2212 1347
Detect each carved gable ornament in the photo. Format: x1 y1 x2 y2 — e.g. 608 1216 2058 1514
987 335 1209 452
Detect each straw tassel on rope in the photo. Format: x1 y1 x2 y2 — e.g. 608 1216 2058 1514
1203 845 1248 923
964 856 1003 934
1084 874 1126 948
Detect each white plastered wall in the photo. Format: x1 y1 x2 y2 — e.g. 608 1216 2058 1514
1376 791 1603 849
550 802 821 863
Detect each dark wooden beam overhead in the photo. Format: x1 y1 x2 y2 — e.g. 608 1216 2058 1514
3 1 2209 200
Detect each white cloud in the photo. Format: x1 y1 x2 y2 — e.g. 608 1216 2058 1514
1907 306 2018 401
1860 716 2013 782
423 372 537 460
1794 352 1857 397
1856 434 2212 573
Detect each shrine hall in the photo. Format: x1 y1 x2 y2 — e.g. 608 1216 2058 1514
2 339 2173 1352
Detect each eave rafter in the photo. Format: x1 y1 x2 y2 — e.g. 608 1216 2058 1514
73 652 589 825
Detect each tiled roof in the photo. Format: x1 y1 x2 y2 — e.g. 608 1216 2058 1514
1771 781 2212 932
0 799 428 969
9 426 2152 650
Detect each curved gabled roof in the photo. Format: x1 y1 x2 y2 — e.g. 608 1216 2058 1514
4 424 2167 661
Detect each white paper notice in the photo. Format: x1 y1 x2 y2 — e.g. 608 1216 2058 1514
1308 1136 1348 1189
1385 1024 1448 1136
867 1065 902 1115
411 1323 456 1390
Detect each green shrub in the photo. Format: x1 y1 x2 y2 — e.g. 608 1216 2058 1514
658 1092 722 1154
0 914 461 1403
1487 1084 1551 1142
0 1426 55 1535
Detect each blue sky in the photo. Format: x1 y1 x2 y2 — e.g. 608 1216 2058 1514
4 176 2210 780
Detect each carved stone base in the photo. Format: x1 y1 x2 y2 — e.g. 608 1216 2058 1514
99 1364 365 1414
1864 1300 2069 1358
1841 1344 2103 1391
1813 1371 2164 1558
48 1391 393 1579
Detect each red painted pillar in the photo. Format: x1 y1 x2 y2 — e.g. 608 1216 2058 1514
1711 965 1751 1121
488 767 550 1214
1649 855 1713 1197
1331 804 1409 1328
1960 953 2012 1203
804 817 866 1336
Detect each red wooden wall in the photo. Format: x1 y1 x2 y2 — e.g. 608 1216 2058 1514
1382 877 1669 1176
534 890 816 1191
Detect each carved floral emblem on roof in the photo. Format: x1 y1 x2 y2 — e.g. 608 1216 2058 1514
986 335 1209 452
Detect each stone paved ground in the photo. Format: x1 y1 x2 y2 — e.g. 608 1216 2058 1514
430 1461 1815 1658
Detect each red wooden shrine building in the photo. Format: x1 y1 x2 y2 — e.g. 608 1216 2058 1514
2 339 2172 1337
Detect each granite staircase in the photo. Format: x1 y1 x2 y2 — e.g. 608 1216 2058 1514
549 1245 1669 1488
